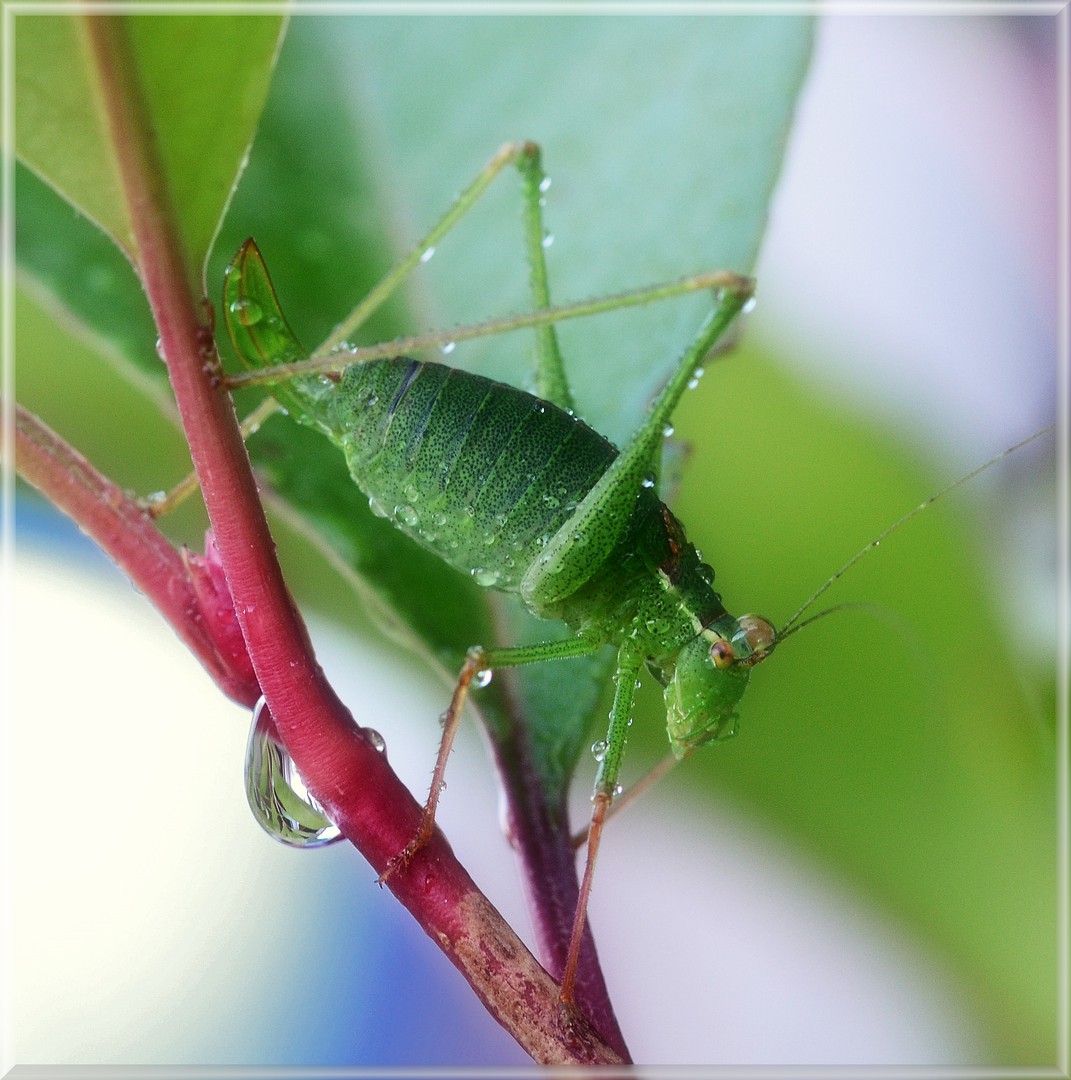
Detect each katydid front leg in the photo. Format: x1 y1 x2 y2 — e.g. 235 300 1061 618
559 639 644 1009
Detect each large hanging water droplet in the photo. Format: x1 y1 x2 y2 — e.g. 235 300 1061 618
591 739 608 762
470 567 500 587
473 669 493 688
244 697 342 849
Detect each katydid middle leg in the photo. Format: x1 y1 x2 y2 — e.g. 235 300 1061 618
379 635 601 882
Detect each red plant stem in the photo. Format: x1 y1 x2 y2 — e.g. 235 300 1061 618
75 15 622 1064
10 403 258 705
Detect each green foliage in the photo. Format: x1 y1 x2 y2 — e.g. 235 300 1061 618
15 12 282 281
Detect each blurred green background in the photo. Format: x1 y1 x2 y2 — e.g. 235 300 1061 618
12 11 1060 1068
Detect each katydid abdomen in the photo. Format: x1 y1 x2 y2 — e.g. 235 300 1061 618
333 356 660 600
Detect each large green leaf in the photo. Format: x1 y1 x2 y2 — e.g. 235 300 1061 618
14 11 284 281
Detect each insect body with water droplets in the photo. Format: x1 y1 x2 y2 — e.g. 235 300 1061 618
224 143 778 1010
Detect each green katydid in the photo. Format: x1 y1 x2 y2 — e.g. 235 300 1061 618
221 140 1049 1011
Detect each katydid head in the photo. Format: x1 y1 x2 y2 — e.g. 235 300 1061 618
664 613 776 756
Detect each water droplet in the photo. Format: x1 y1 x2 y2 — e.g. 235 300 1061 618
533 401 546 414
403 483 421 503
612 783 624 797
541 233 555 249
155 337 167 363
228 297 263 327
687 375 700 390
662 423 675 438
539 176 552 193
470 567 500 587
368 496 390 518
742 296 758 314
395 504 420 527
641 473 656 489
474 669 493 688
244 697 342 849
697 562 715 585
591 740 608 762
365 727 386 753
420 246 436 263
441 340 456 355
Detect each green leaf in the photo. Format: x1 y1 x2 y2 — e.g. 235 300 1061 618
15 14 133 254
15 11 284 279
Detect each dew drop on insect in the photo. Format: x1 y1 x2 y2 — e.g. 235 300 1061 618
697 562 715 585
395 504 419 527
641 473 656 489
474 669 493 689
244 696 343 849
365 727 387 753
742 296 758 314
441 341 456 355
533 401 546 414
662 423 675 438
155 337 167 363
228 297 264 327
613 783 624 797
470 567 500 587
368 496 390 519
539 176 552 193
541 233 555 249
420 246 436 263
591 740 608 762
403 483 421 503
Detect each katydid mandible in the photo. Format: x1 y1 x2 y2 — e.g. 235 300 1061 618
225 141 777 1009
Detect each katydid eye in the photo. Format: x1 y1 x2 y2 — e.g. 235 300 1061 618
710 640 735 669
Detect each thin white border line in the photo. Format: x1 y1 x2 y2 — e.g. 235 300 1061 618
1 0 18 1070
1057 5 1071 1077
3 1 1068 15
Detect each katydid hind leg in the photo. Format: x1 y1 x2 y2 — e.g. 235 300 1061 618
514 142 575 414
521 285 753 612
